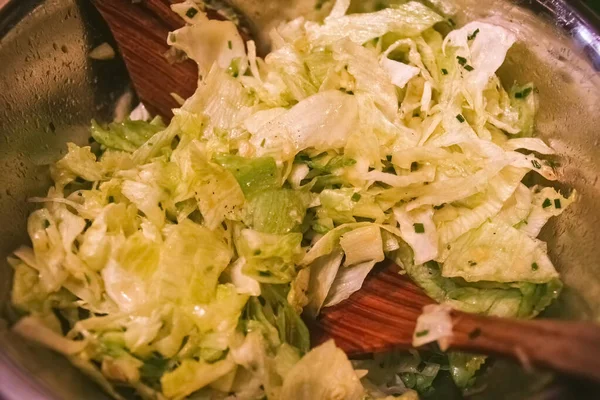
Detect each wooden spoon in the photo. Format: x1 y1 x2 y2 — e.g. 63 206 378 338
92 0 600 384
313 261 600 383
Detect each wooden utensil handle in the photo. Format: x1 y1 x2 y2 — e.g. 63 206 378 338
449 310 600 382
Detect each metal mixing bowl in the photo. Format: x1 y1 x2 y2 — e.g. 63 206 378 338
0 0 599 399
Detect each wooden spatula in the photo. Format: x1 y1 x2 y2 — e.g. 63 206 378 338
313 261 600 382
92 0 600 384
92 0 198 119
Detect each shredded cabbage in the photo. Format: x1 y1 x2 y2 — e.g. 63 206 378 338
9 0 574 398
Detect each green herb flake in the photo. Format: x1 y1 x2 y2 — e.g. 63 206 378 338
542 198 552 208
468 260 477 266
351 193 361 202
531 160 542 169
413 223 425 234
554 199 562 209
531 262 539 271
168 33 176 43
456 56 467 66
441 68 448 75
185 7 198 18
456 114 465 123
410 161 419 172
467 28 480 40
464 64 474 71
415 329 429 337
43 220 50 229
515 87 533 99
227 40 232 50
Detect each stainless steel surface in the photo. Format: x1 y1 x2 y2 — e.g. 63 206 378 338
0 1 130 398
0 0 599 399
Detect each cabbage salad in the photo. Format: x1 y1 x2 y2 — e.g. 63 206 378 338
9 0 574 398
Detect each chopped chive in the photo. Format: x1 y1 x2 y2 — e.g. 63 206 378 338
410 161 419 172
448 18 456 27
258 270 271 276
542 198 552 208
531 262 539 271
467 28 480 40
415 329 429 337
254 249 262 256
468 260 477 266
554 199 562 209
522 87 533 97
464 64 474 71
456 114 465 123
456 56 467 66
43 220 50 228
260 138 266 147
108 195 115 203
515 87 533 99
531 160 542 169
185 7 198 18
227 40 232 50
441 68 448 75
413 223 425 234
351 193 361 202
433 204 445 210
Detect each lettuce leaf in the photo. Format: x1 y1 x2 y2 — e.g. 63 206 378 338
91 118 164 153
244 189 308 235
306 2 443 46
280 340 364 400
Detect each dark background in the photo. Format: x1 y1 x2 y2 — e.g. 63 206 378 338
587 0 600 14
583 0 600 16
